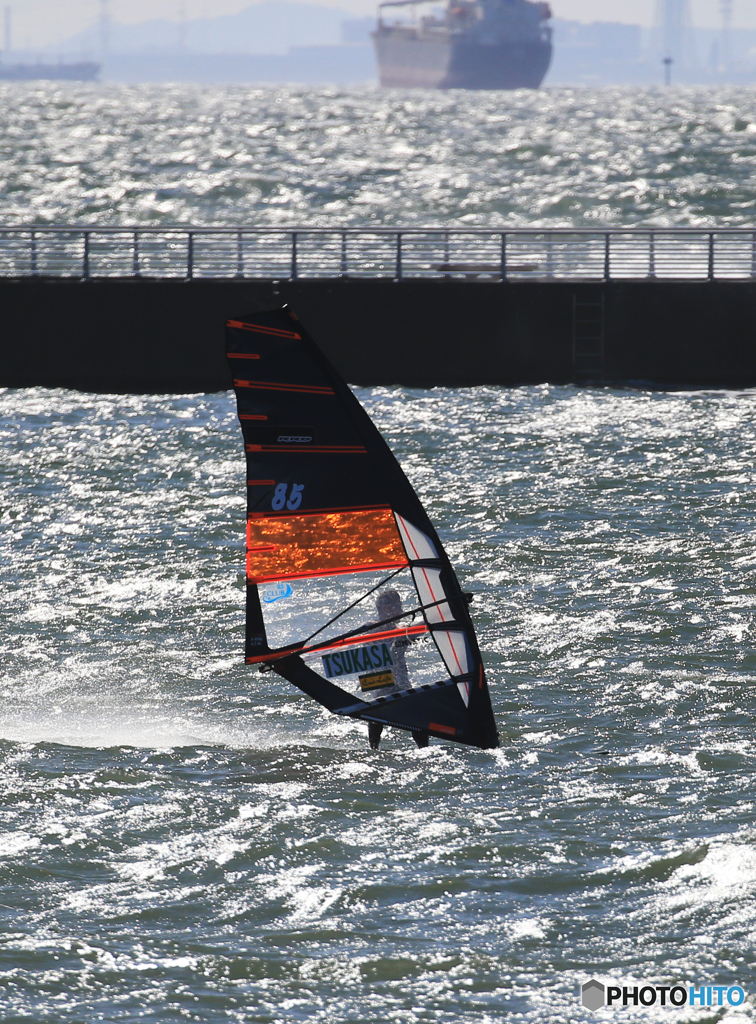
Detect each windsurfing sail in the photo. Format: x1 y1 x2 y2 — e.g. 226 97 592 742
226 307 498 750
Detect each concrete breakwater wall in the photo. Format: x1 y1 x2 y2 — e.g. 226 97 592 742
1 276 755 391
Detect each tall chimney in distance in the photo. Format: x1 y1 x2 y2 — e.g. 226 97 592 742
100 0 110 56
177 1 187 53
655 0 697 75
720 0 733 70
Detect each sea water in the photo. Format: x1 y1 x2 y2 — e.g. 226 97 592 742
2 385 756 1021
1 82 756 227
1 83 756 1021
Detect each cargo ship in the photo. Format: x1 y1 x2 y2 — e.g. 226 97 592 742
372 0 552 89
0 59 100 82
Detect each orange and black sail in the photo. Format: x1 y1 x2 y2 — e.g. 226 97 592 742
227 308 498 750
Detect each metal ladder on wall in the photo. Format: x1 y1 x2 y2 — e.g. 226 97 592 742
572 291 605 385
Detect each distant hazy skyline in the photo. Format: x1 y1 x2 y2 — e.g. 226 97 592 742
3 0 752 50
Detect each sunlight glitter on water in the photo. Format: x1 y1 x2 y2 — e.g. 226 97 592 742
3 83 756 227
1 385 756 1021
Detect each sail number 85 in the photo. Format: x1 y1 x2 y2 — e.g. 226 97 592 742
272 482 305 511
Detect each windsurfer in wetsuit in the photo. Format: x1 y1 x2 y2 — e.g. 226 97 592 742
365 589 429 751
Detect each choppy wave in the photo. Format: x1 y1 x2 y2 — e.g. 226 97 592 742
2 82 756 227
2 385 756 1021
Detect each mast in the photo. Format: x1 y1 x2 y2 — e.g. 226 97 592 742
227 308 499 750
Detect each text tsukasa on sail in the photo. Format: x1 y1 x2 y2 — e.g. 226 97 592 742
227 308 498 750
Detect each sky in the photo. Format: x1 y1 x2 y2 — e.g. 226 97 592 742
4 0 754 50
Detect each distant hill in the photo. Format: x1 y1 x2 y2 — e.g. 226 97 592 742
58 1 352 56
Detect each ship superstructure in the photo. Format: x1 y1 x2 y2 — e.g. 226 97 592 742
373 0 552 89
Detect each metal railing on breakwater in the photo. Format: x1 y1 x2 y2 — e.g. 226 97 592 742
3 225 756 281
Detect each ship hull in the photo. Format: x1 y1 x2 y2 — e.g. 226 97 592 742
373 33 551 89
0 62 100 82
